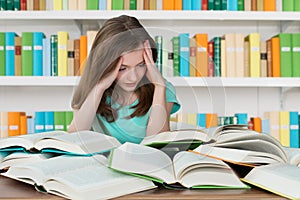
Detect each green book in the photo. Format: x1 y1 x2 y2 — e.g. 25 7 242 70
221 0 227 10
54 111 66 131
62 0 68 10
130 0 136 9
237 0 244 10
291 33 300 77
87 0 98 10
50 35 58 76
0 32 5 76
6 0 13 10
112 0 123 10
294 0 300 11
214 0 221 10
21 32 33 76
208 0 214 10
0 0 6 10
213 37 221 77
283 0 294 11
14 0 20 10
172 36 180 76
277 33 292 77
155 36 162 73
65 111 73 131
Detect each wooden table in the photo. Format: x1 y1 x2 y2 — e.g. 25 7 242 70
0 176 285 199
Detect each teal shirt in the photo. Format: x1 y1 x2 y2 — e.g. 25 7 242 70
92 81 180 144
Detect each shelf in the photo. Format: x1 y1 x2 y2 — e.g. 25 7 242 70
1 10 300 21
1 76 300 87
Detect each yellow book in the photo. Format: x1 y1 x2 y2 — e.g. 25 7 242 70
53 0 62 10
187 113 197 126
58 31 69 76
224 33 236 77
279 111 290 147
107 0 112 10
264 111 280 142
245 33 260 77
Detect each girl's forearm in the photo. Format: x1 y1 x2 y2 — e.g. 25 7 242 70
146 85 169 136
68 87 104 132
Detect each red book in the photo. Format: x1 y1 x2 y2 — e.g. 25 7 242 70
202 0 208 10
20 0 27 10
208 41 214 77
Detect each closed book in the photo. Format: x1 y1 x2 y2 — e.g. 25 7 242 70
34 111 45 133
264 0 276 11
14 36 22 76
33 0 39 10
207 41 214 77
256 0 263 11
245 33 260 77
234 113 248 125
67 39 74 76
244 40 250 77
79 35 87 76
14 0 20 10
189 38 197 77
289 111 299 148
33 32 45 76
172 36 180 76
163 0 174 10
179 33 190 77
196 113 206 129
266 39 272 77
20 0 26 10
264 111 280 142
276 33 292 77
0 32 5 75
251 0 257 10
54 111 66 131
74 39 80 76
68 0 77 10
155 36 163 73
27 0 34 10
8 112 21 137
42 38 51 76
294 0 300 11
45 111 54 132
136 0 143 9
0 0 6 10
53 0 62 10
282 0 293 11
78 0 86 9
291 33 300 77
39 0 46 10
50 35 58 76
208 0 213 9
65 111 73 131
87 0 98 9
183 0 191 9
227 0 237 10
62 0 68 10
276 0 282 11
260 41 267 77
22 32 33 76
5 32 16 76
221 0 227 10
224 33 236 77
130 0 136 9
57 31 69 76
187 113 197 126
237 0 244 10
6 0 13 10
252 117 262 133
0 112 8 138
112 0 123 9
144 0 149 9
87 30 97 56
220 38 226 77
244 0 251 10
279 111 290 147
162 36 169 77
192 0 201 10
174 0 182 9
261 119 270 134
99 0 106 9
271 37 280 77
206 113 218 128
235 33 245 77
20 113 27 135
149 0 156 9
194 33 208 77
27 116 34 134
213 37 221 77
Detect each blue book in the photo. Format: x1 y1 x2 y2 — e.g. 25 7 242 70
33 32 45 76
227 0 238 10
191 0 201 10
27 116 34 134
45 111 54 132
98 0 106 9
179 33 190 77
183 0 192 10
261 119 270 135
290 112 299 148
234 113 248 125
197 113 206 129
43 38 51 76
5 32 16 76
34 111 45 133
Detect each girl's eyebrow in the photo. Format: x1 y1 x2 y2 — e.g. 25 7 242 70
121 61 145 67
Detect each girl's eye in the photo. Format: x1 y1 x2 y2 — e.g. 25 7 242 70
138 63 146 67
119 66 126 71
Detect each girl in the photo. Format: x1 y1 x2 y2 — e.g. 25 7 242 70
68 15 180 144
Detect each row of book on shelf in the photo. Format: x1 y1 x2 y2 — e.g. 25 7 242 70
0 111 73 138
0 122 299 199
2 31 300 78
1 0 299 12
174 111 300 148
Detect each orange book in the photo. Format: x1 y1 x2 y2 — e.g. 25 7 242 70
266 39 272 77
163 0 174 10
79 35 87 76
271 37 280 77
20 112 27 135
206 113 218 128
174 0 182 10
74 39 80 76
194 33 208 77
8 112 21 137
252 117 262 133
251 0 257 11
144 0 150 9
264 0 276 11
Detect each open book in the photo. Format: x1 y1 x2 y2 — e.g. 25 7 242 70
108 142 249 189
186 125 296 166
241 163 300 200
0 130 121 156
2 154 156 200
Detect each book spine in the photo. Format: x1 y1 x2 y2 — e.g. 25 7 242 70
57 31 69 76
282 0 293 11
14 36 22 76
74 39 80 76
291 33 300 77
213 37 221 77
8 112 21 137
65 111 73 131
54 111 66 131
22 32 33 76
14 0 20 11
5 32 15 76
172 36 180 76
112 0 123 9
207 41 214 77
179 33 190 76
87 0 98 9
34 111 45 133
20 112 27 135
50 34 58 76
43 38 51 76
208 0 213 10
45 111 54 132
98 0 106 9
155 36 163 73
278 33 292 77
33 32 44 76
192 0 201 10
183 0 191 10
67 39 74 76
237 0 244 10
0 32 5 75
79 35 87 76
289 111 299 148
130 0 136 9
0 0 7 10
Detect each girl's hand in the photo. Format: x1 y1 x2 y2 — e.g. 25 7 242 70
96 57 123 91
143 40 166 87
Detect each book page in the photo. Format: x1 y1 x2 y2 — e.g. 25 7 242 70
282 147 300 166
44 163 156 200
109 142 175 184
34 130 121 155
0 131 66 150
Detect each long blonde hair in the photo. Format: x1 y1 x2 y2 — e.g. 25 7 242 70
71 15 157 122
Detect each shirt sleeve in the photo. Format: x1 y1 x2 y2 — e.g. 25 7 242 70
166 80 181 114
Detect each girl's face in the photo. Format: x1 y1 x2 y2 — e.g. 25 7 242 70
115 47 147 92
